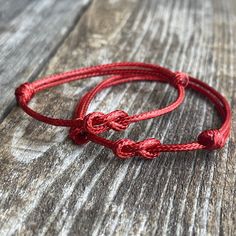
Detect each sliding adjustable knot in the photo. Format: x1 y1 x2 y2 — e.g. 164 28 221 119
15 82 35 104
113 138 161 159
198 129 226 149
84 110 129 134
69 127 89 145
172 71 189 88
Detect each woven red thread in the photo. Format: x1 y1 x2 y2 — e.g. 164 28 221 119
15 62 231 159
15 62 187 134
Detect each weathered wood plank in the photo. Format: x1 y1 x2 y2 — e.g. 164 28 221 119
0 0 236 235
0 0 91 121
0 0 32 24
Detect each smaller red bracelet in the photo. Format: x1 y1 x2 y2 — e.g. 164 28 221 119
15 62 187 133
68 66 231 159
69 73 187 145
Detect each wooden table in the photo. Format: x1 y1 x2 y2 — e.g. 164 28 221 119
0 0 235 235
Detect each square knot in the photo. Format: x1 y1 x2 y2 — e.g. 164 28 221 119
113 138 161 159
84 110 129 134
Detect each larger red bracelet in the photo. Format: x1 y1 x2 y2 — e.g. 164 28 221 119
15 62 231 159
15 62 187 133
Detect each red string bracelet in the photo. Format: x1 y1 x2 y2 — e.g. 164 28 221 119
15 62 231 159
68 73 187 144
69 70 231 159
15 62 187 132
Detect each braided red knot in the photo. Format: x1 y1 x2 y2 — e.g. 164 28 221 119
172 71 189 88
113 138 161 159
198 129 227 150
84 110 129 134
15 82 35 104
68 110 129 144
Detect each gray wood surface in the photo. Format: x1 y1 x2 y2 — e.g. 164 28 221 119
0 0 236 235
0 0 91 120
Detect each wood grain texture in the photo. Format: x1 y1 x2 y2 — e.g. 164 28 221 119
0 0 32 24
0 0 91 121
0 0 236 235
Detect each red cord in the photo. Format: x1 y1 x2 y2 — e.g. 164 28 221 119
15 62 188 131
15 62 231 159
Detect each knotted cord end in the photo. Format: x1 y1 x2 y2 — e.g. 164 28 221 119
15 83 35 104
69 127 89 145
198 129 226 149
172 71 189 88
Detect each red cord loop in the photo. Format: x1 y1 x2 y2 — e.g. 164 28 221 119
15 83 35 104
198 129 226 149
113 138 161 159
84 110 129 134
172 72 189 88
